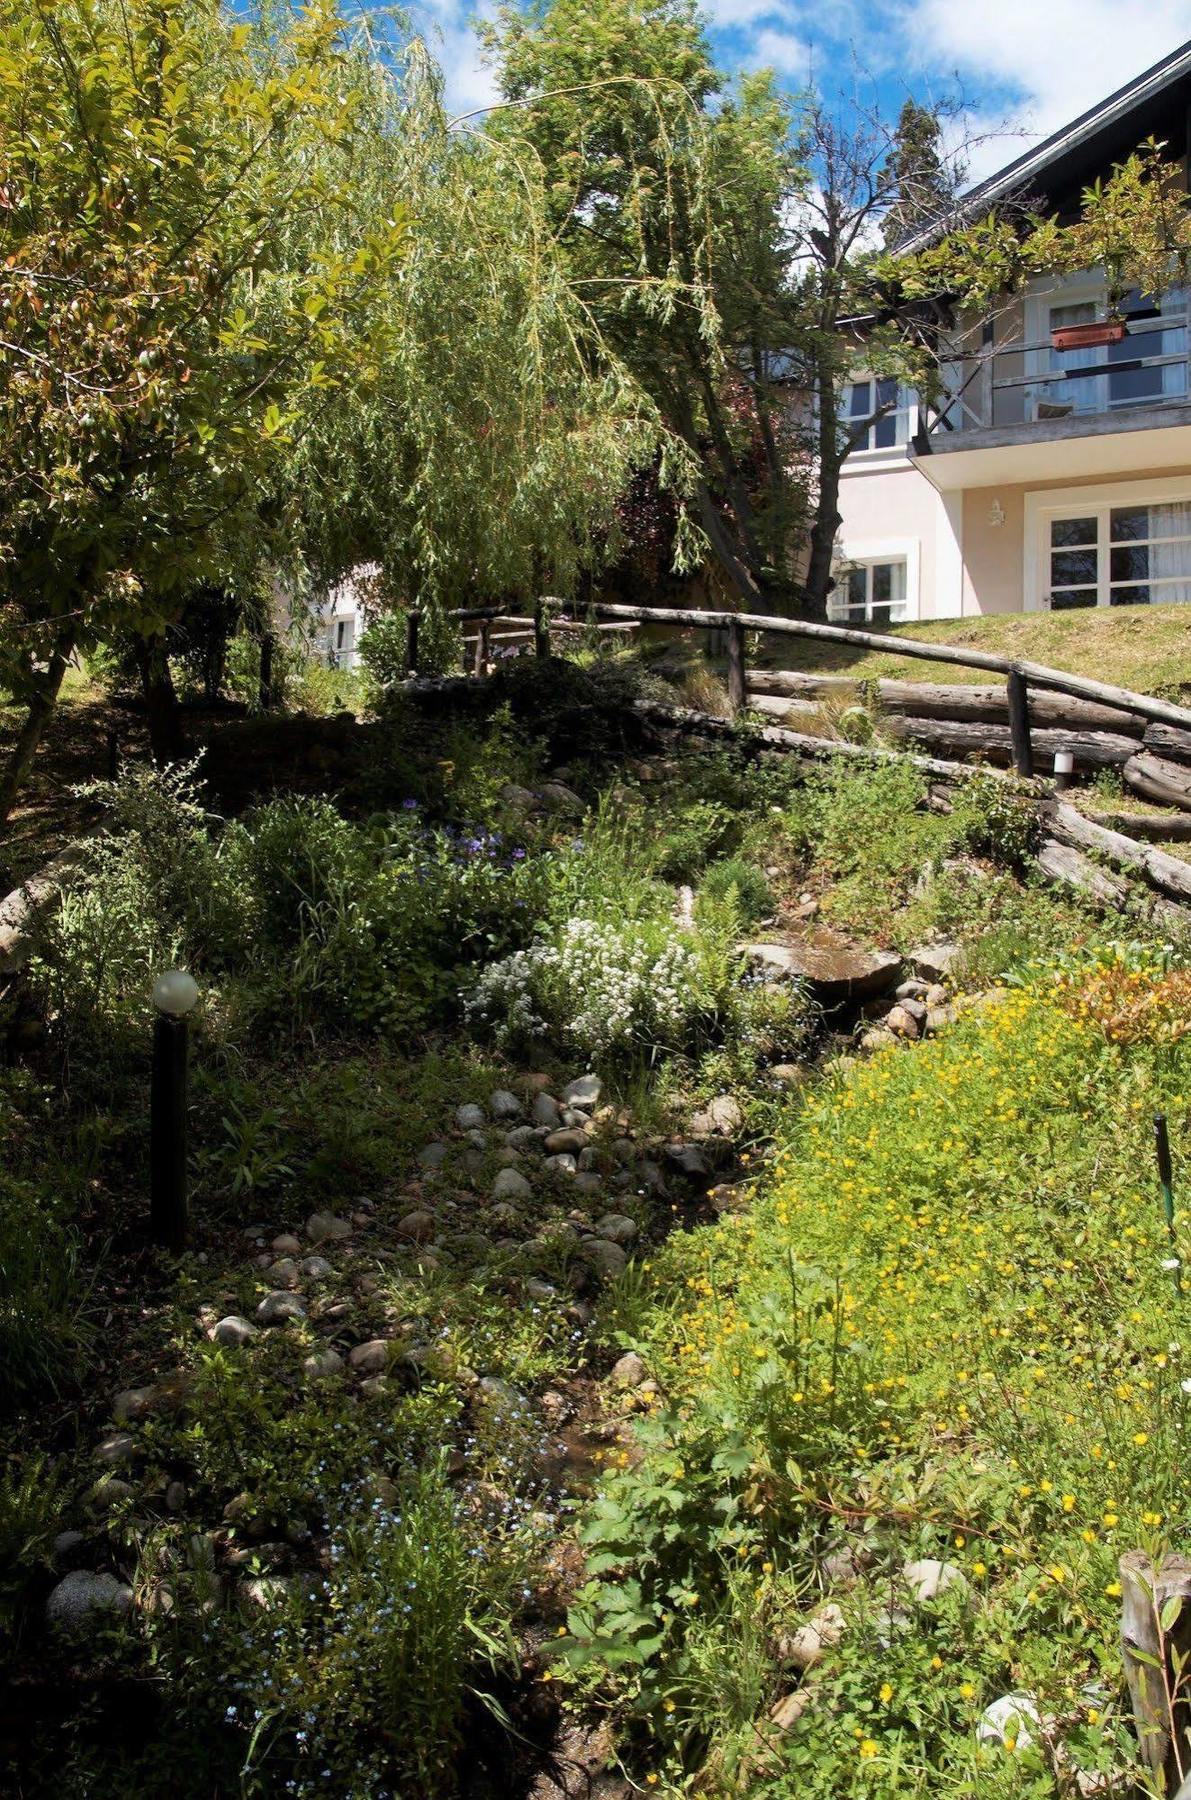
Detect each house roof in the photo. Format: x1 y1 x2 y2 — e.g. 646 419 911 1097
896 35 1191 253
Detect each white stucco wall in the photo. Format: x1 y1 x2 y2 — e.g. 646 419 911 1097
835 454 965 619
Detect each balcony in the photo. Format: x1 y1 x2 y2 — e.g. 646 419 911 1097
911 300 1191 490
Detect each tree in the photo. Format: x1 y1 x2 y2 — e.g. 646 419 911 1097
0 0 406 814
479 0 808 610
882 100 957 249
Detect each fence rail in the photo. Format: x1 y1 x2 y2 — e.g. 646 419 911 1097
410 599 1191 776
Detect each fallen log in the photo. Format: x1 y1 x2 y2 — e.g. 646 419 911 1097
629 699 975 780
1045 800 1191 907
884 716 1137 771
0 843 89 973
1090 810 1191 843
1036 839 1133 907
747 694 832 722
1123 751 1191 813
1143 721 1191 765
747 672 1142 733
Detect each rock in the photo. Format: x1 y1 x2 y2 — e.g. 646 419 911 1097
306 1211 351 1245
770 1689 815 1732
359 1376 390 1399
612 1137 636 1164
46 1570 133 1629
525 1278 558 1302
93 1433 136 1468
53 1530 85 1559
896 995 928 1023
925 983 948 1008
489 1202 521 1229
164 1480 188 1513
271 1233 302 1256
303 1349 345 1381
822 1548 866 1588
910 942 963 984
581 1238 627 1279
544 1127 589 1156
709 1183 747 1215
902 1558 968 1603
418 1142 449 1170
397 1210 436 1244
475 1376 526 1412
860 1027 897 1053
775 1603 846 1671
492 1167 532 1202
348 1339 393 1376
664 1142 711 1183
563 1075 602 1111
538 781 584 816
610 1352 648 1390
767 1063 804 1087
266 1257 301 1289
884 1005 921 1040
925 1005 956 1034
242 1576 291 1611
500 782 540 813
490 1089 523 1121
977 1694 1040 1751
595 1213 638 1245
577 1146 597 1172
517 1072 554 1095
560 1108 591 1129
494 1147 522 1169
707 1095 744 1134
464 1128 488 1153
212 1315 258 1348
574 1172 602 1196
112 1386 157 1424
299 1255 333 1280
532 1093 561 1128
256 1291 306 1326
90 1476 135 1514
894 978 930 1000
455 1103 486 1131
504 1126 537 1150
744 939 901 1009
544 1153 577 1178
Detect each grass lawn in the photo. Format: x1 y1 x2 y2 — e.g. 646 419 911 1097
756 603 1191 699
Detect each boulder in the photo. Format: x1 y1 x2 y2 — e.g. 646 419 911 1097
455 1103 485 1131
909 942 963 984
563 1074 602 1111
492 1167 533 1202
745 938 901 1009
212 1315 258 1348
775 1603 846 1671
538 781 584 816
46 1570 133 1630
500 783 540 813
256 1291 306 1326
490 1090 523 1121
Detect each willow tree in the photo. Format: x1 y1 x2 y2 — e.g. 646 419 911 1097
0 0 406 814
476 0 806 611
283 40 697 647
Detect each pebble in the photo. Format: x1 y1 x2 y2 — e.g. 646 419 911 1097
595 1213 638 1244
492 1167 532 1202
256 1291 306 1326
46 1570 133 1629
455 1103 486 1131
303 1349 345 1380
397 1210 436 1243
212 1315 258 1348
544 1153 577 1177
505 1125 538 1148
306 1211 351 1245
544 1127 588 1156
490 1090 523 1120
299 1256 333 1280
563 1074 602 1111
266 1257 301 1289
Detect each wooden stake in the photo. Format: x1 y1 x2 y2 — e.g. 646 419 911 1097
727 617 747 717
474 617 491 677
1121 1551 1191 1791
1007 669 1033 777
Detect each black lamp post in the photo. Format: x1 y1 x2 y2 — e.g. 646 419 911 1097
150 969 199 1251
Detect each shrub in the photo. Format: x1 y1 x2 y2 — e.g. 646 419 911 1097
699 856 774 923
358 606 412 692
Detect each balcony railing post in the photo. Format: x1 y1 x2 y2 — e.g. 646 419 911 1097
1007 668 1034 777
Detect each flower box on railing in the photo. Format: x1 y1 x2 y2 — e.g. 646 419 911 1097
1051 319 1127 351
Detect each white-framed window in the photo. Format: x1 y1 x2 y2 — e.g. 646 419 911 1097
843 376 915 452
829 554 910 626
1025 276 1189 422
1026 478 1191 610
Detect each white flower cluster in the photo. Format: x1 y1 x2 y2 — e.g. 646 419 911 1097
466 917 701 1054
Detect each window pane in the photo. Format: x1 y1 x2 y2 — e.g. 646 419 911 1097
1110 545 1149 583
1110 506 1148 542
875 377 898 408
1110 586 1151 606
873 412 899 449
1052 517 1097 547
848 382 871 417
872 563 892 604
1145 578 1191 604
1050 588 1097 610
847 568 867 608
1051 548 1098 586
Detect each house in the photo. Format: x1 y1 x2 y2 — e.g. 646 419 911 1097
832 39 1191 626
312 564 381 670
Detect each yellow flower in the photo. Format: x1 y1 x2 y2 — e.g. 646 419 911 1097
959 1682 976 1701
879 1683 893 1704
859 1739 878 1759
1134 1432 1150 1446
1061 1494 1076 1512
1106 1580 1122 1598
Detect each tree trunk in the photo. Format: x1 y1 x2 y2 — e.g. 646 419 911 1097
803 362 843 619
135 635 185 765
0 630 76 831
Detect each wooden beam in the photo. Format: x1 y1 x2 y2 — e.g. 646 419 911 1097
885 717 1137 771
747 671 1144 733
1090 809 1191 843
1036 838 1132 906
629 699 976 780
1006 669 1034 777
726 617 747 717
1045 800 1191 906
1124 751 1191 814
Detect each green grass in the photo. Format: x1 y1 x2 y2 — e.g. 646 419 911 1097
754 603 1191 699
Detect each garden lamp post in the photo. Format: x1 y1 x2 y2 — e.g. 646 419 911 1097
150 970 199 1251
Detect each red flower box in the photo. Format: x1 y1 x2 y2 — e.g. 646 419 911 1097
1051 319 1127 351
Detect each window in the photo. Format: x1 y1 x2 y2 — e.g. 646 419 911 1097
844 377 913 451
829 557 909 626
1045 500 1191 609
1033 286 1188 421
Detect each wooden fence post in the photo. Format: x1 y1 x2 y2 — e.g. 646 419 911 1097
533 598 550 659
406 611 420 677
1121 1551 1191 1792
1007 668 1034 776
474 617 491 677
727 617 747 717
259 633 275 711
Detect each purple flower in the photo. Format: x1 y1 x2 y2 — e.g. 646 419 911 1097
512 848 526 862
401 798 419 811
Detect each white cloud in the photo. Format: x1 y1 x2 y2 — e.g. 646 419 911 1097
407 0 500 122
746 25 814 77
899 0 1191 181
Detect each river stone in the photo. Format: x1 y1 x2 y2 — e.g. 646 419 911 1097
94 1432 136 1468
306 1211 351 1245
902 1558 968 1602
538 781 584 816
500 783 539 813
299 1256 333 1280
926 1005 956 1033
595 1213 638 1245
212 1314 258 1348
563 1075 602 1111
581 1238 627 1279
349 1339 393 1375
90 1475 135 1514
303 1349 345 1381
492 1167 532 1202
545 1127 589 1156
504 1125 538 1149
46 1570 133 1630
884 1004 921 1040
745 939 901 1009
266 1257 301 1289
544 1153 577 1177
560 1108 591 1129
397 1210 436 1243
490 1089 522 1121
256 1291 306 1326
665 1143 711 1182
532 1093 561 1128
526 1278 558 1302
455 1103 486 1131
271 1233 302 1256
53 1530 85 1560
610 1352 648 1389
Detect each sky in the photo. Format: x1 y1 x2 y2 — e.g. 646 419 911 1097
416 0 1191 189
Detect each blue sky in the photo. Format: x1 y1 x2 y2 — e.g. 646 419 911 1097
420 0 1191 188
